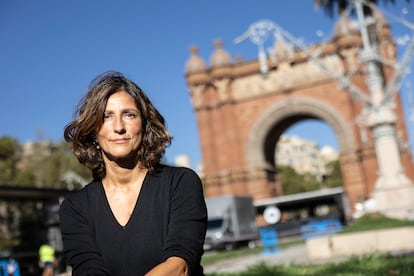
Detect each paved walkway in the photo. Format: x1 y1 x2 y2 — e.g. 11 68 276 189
203 244 345 274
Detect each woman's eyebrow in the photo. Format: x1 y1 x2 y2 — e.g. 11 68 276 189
121 108 140 114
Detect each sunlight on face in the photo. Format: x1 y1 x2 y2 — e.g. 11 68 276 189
97 91 143 161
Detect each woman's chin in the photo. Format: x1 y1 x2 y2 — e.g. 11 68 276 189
103 151 138 166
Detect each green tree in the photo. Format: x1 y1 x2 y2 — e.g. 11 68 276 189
0 136 91 188
0 136 20 185
324 159 343 188
16 140 53 187
58 141 92 188
13 169 36 186
0 136 19 159
9 140 90 188
32 141 91 188
278 166 320 195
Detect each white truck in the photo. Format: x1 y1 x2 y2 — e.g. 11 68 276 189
204 195 259 251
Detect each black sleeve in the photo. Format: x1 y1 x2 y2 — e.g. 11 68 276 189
162 167 207 275
59 189 110 275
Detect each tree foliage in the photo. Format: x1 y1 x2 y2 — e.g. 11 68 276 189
278 166 321 195
0 136 19 160
324 159 343 188
0 136 20 185
278 160 343 195
0 135 91 188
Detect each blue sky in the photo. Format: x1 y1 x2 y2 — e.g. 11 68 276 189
1 1 413 169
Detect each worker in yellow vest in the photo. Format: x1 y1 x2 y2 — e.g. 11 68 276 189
38 244 55 276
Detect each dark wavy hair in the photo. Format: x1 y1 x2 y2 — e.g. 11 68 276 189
64 71 172 179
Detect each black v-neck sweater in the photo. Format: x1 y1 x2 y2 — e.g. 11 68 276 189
59 165 207 275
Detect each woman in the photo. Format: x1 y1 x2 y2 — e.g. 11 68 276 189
59 71 207 275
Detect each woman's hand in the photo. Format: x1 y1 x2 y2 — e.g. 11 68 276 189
145 256 188 276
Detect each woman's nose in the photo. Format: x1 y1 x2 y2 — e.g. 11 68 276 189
113 116 126 133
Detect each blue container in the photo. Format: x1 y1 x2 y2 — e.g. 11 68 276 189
259 227 281 255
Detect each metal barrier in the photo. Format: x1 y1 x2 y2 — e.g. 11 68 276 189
300 219 342 240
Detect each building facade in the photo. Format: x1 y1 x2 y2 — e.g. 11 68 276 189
276 135 338 181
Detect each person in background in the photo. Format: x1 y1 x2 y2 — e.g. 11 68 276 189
59 71 207 275
38 244 55 276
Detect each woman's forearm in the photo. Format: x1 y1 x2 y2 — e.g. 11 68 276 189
145 256 188 276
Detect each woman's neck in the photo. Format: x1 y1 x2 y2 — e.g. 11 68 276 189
103 161 147 189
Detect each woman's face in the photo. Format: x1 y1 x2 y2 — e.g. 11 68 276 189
97 91 143 162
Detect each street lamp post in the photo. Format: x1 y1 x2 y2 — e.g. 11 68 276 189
354 0 414 219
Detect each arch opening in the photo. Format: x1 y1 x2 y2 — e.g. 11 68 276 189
247 97 356 174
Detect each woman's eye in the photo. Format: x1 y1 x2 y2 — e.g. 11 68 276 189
102 112 138 121
124 112 138 119
103 113 113 120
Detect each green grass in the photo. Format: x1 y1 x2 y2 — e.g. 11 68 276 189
339 213 414 234
205 254 414 276
202 247 263 266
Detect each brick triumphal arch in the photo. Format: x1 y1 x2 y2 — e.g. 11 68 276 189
184 15 414 215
